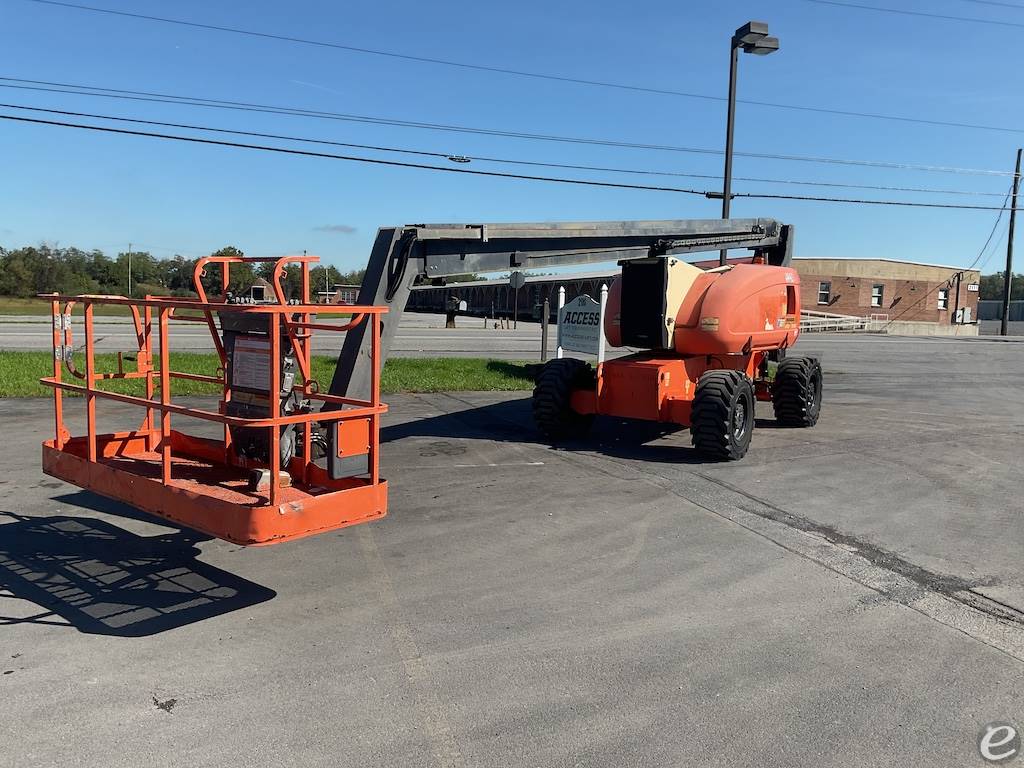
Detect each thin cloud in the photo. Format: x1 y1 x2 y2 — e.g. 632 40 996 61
313 224 357 235
290 79 346 97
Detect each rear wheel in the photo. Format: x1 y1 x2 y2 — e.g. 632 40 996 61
690 370 755 461
532 358 595 440
772 356 822 427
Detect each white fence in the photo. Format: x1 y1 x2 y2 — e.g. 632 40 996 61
800 310 888 333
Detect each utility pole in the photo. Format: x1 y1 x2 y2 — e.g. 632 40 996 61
953 271 962 325
127 242 132 297
1001 148 1022 336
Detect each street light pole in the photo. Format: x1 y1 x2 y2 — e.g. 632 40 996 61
719 21 779 266
719 46 740 266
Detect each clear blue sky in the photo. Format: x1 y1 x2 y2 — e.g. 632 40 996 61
1 0 1022 273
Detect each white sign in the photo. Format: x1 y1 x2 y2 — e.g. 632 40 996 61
967 283 980 292
558 294 602 355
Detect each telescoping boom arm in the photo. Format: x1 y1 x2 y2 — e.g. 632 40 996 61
325 217 793 402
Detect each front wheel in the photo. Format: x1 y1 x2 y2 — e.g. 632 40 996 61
690 370 755 461
532 358 595 440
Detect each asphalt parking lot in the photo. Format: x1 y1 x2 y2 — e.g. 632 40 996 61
1 333 1022 767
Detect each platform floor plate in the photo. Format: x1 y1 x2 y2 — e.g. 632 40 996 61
42 432 387 546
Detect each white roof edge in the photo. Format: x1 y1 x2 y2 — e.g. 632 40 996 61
792 257 979 272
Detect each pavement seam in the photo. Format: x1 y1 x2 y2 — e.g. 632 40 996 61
617 454 1024 665
426 392 1024 665
356 525 466 768
684 475 1024 664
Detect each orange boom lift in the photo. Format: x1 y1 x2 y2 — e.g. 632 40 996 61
311 217 814 463
533 257 821 460
40 254 387 545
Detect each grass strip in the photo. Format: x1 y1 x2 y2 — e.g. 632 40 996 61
0 351 535 398
0 297 138 316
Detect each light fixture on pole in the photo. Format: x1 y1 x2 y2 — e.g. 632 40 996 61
720 21 780 266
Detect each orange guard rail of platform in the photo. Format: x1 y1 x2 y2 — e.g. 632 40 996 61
38 254 388 546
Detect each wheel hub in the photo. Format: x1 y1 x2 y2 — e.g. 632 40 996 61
732 400 747 439
807 372 820 410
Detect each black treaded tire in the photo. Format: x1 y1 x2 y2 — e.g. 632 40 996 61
772 356 823 427
532 358 596 440
690 370 755 461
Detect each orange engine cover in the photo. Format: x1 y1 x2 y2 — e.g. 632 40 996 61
604 261 800 354
673 264 800 354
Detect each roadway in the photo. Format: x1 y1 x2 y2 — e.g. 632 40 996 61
5 311 1024 358
0 311 563 359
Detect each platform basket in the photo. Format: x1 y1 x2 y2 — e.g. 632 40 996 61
39 253 388 546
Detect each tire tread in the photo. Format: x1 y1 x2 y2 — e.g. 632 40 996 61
690 369 754 461
532 358 595 440
772 356 822 427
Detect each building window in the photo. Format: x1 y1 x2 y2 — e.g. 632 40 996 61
937 288 949 310
817 281 831 305
871 284 884 308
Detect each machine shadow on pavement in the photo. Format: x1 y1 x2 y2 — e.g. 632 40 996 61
0 494 276 638
381 393 782 465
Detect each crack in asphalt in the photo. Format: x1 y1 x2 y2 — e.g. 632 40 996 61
693 472 1023 627
418 392 1024 661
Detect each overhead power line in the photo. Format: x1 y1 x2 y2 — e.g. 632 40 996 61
2 102 1007 198
733 190 1018 211
15 0 1024 137
974 188 1015 266
978 223 1009 273
954 0 1024 9
804 0 1024 28
0 77 1015 178
0 112 706 196
3 112 1022 212
883 183 1013 325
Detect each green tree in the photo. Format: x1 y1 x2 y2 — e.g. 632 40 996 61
980 271 1024 301
0 243 372 302
0 249 40 297
336 268 366 285
86 251 117 292
113 250 159 296
196 246 252 296
0 246 98 296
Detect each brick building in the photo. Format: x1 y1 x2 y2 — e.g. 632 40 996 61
315 284 360 304
793 258 980 326
409 256 981 335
